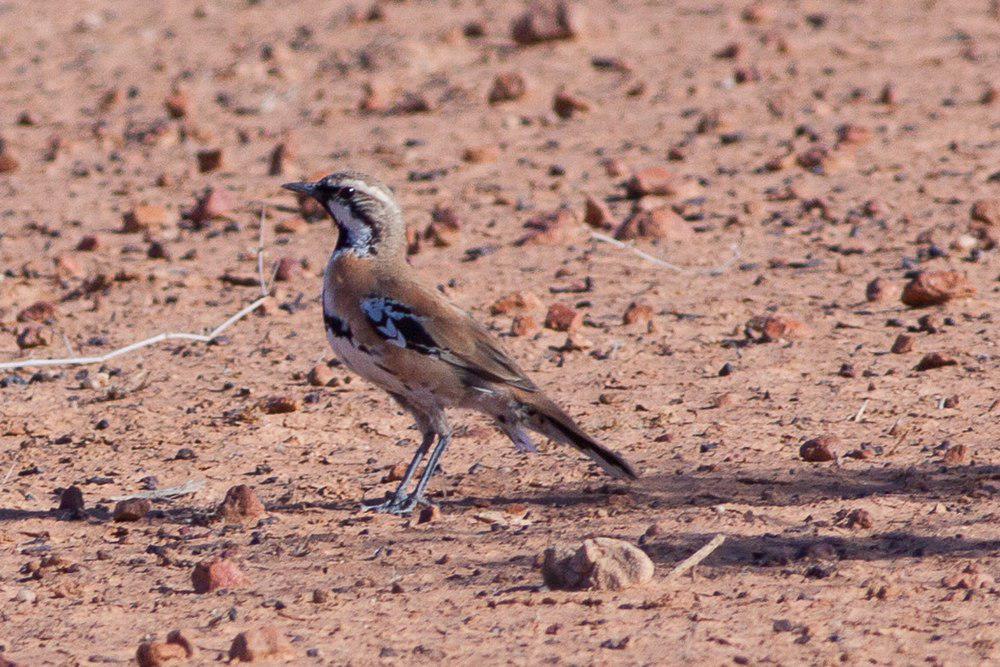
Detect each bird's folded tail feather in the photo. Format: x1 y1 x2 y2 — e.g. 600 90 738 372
523 402 639 480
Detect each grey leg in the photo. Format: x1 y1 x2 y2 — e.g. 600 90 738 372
363 432 432 514
408 429 452 507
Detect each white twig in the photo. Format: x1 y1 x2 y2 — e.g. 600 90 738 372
590 232 741 276
852 399 870 423
665 534 726 582
0 297 267 371
110 479 205 501
257 207 269 297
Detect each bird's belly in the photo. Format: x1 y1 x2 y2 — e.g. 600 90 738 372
326 329 407 395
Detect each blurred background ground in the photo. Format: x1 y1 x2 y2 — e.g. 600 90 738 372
0 0 998 663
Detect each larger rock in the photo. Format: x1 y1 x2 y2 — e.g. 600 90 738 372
900 271 975 307
614 207 692 241
229 626 292 662
541 537 654 591
511 0 584 45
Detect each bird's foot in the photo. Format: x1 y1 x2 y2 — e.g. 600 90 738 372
361 493 431 515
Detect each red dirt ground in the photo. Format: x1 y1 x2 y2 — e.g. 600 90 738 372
1 0 998 664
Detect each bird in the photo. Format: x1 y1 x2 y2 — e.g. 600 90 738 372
282 171 638 514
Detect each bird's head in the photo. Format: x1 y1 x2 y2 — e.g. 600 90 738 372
283 171 405 257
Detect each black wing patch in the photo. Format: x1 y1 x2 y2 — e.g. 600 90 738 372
324 310 352 340
361 297 440 355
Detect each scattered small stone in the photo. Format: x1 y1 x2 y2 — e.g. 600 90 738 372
426 205 461 247
307 364 336 387
625 167 675 198
113 498 151 522
846 508 873 529
217 485 265 523
16 325 50 349
273 257 299 282
147 240 170 260
188 188 234 226
122 205 170 233
275 217 307 234
0 139 20 173
228 626 292 662
58 485 86 516
622 302 653 327
136 630 196 667
490 291 543 315
192 557 249 593
511 0 583 45
163 90 189 119
541 537 654 591
268 142 292 177
76 235 100 251
544 303 582 332
941 443 968 465
901 271 975 307
462 145 499 163
614 207 692 241
582 195 615 230
799 435 838 462
552 90 590 119
311 589 329 604
196 148 224 173
261 396 299 414
890 334 914 354
914 352 957 372
516 208 582 245
487 72 527 104
745 314 812 342
510 315 541 337
175 447 197 460
17 301 56 323
970 198 999 227
417 505 441 524
865 278 886 302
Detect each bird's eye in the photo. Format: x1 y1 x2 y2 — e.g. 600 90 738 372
342 186 355 198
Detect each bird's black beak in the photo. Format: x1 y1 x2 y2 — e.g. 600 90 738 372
282 181 318 198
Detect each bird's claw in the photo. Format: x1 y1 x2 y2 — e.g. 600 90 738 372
361 493 430 515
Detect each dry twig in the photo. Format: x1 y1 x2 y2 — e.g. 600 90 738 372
665 534 726 582
110 479 206 501
590 232 741 276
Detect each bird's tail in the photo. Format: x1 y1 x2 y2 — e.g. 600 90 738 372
520 397 639 480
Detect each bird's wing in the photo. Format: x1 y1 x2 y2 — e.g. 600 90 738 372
360 282 538 393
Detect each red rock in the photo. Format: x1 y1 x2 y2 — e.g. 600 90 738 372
462 145 500 163
552 90 589 119
487 73 527 104
196 148 224 173
970 198 999 226
745 314 812 342
163 90 189 119
625 167 678 198
217 485 265 523
800 436 838 462
890 334 914 354
268 142 292 176
58 486 85 514
228 626 291 662
941 443 968 465
275 217 307 234
510 314 540 337
511 0 583 45
113 498 151 522
383 463 408 483
136 641 187 667
741 1 775 23
835 123 873 147
192 557 248 593
900 271 975 307
601 158 628 177
16 325 50 349
147 240 170 260
516 208 582 245
614 207 692 242
359 81 391 113
389 91 432 115
583 195 615 230
0 139 19 173
273 257 299 282
416 505 441 524
914 352 957 372
426 205 461 247
76 235 100 251
865 278 885 302
189 188 234 225
17 301 55 323
307 364 336 387
261 396 299 414
846 509 873 529
622 302 653 326
544 303 582 332
123 205 170 233
490 291 543 315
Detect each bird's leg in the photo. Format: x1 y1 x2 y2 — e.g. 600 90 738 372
407 426 452 510
362 431 432 514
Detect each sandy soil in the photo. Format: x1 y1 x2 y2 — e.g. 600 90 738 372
1 0 999 664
